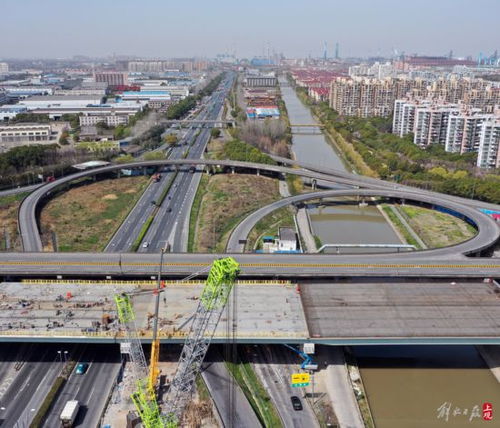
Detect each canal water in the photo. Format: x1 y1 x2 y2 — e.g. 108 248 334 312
279 79 499 427
279 81 402 251
355 346 500 428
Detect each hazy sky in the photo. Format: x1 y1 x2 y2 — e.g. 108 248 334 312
1 0 499 59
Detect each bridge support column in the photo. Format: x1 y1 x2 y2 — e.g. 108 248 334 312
312 179 317 190
116 170 121 179
231 167 235 174
143 167 147 176
256 169 260 176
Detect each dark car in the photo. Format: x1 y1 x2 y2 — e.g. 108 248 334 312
290 396 302 411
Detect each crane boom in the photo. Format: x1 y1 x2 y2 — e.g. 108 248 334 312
163 257 240 422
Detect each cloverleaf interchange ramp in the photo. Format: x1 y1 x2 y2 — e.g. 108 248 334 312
15 157 500 261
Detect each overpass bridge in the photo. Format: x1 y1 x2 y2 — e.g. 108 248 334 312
163 119 235 128
290 124 325 135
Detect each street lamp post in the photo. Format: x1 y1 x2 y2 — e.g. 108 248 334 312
63 350 69 363
57 350 62 363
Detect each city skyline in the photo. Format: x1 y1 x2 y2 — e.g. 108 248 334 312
1 0 499 60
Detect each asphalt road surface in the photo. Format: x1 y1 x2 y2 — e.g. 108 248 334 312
42 344 121 428
0 344 75 427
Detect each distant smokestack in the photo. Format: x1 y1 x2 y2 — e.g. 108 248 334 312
323 41 327 60
335 42 340 59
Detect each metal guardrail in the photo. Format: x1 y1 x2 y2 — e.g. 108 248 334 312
20 279 293 286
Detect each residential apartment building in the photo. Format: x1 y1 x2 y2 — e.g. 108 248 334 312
0 62 8 73
393 98 500 168
477 119 500 169
331 76 500 118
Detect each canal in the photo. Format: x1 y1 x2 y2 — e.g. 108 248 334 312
279 80 402 252
279 78 499 427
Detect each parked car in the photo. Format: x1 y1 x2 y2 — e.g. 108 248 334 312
142 242 149 248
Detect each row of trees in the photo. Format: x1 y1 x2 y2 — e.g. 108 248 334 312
238 120 290 157
219 139 276 165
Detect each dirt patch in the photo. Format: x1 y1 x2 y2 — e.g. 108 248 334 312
194 174 280 252
40 176 149 251
102 194 118 200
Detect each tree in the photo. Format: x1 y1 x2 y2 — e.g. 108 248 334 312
165 134 178 145
59 131 70 145
114 154 135 164
143 151 166 161
210 128 221 138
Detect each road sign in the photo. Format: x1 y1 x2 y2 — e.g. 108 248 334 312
291 382 309 388
291 373 310 384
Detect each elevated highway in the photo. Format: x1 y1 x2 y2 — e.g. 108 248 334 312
0 252 499 279
17 158 500 255
226 188 500 256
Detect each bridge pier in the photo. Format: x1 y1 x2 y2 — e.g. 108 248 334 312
312 179 317 190
256 169 260 176
231 167 235 174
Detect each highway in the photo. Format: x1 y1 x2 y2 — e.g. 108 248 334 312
42 344 121 428
0 343 73 427
139 74 234 253
202 350 261 428
0 252 498 278
251 345 319 428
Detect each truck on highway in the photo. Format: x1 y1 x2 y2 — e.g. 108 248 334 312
60 400 79 427
151 173 162 182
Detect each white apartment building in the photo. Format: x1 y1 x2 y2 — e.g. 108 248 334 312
445 108 487 154
393 98 500 168
477 119 500 169
0 62 8 73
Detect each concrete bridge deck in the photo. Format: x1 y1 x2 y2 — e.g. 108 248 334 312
1 279 499 345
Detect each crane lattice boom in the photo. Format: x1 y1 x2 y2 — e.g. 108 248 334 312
163 257 239 421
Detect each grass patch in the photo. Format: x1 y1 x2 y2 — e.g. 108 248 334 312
188 174 209 252
246 206 295 251
0 192 29 251
286 173 304 195
399 204 477 248
194 174 280 253
40 176 149 252
381 205 422 249
130 215 155 252
313 235 323 250
225 351 282 428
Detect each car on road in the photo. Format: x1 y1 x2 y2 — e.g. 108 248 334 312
167 207 172 212
142 242 149 248
290 396 303 411
75 363 89 375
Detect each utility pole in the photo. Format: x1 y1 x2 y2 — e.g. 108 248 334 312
149 246 165 391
